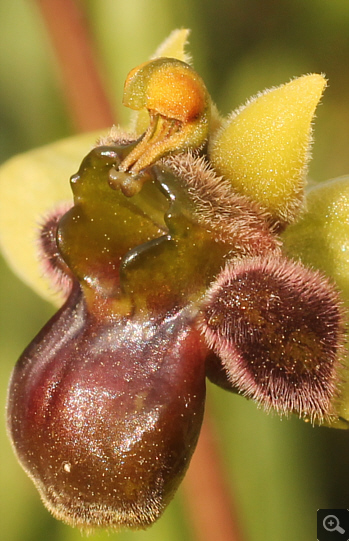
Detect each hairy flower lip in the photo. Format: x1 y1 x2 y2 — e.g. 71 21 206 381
7 280 208 530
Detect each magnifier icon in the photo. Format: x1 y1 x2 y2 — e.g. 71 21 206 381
323 514 346 534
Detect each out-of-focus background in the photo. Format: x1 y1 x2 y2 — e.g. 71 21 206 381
1 2 349 541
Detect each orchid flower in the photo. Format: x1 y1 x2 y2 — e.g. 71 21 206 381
1 29 348 531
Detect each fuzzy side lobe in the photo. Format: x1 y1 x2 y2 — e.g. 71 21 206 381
198 255 344 423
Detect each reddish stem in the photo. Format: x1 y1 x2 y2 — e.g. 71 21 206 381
36 0 115 131
183 413 245 541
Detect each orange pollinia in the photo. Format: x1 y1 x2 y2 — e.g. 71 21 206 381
120 57 210 174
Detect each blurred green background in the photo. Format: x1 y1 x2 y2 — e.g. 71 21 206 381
1 1 349 540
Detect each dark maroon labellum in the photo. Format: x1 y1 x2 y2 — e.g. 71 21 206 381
6 143 214 529
7 284 206 528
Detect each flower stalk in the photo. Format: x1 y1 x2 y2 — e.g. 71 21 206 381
36 0 115 131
